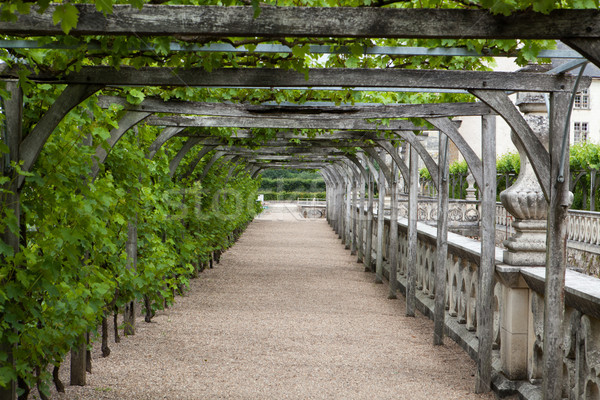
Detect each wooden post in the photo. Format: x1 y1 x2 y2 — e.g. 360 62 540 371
406 144 418 317
0 81 22 400
357 175 365 262
375 167 386 284
542 91 571 400
123 218 137 336
388 162 399 299
351 175 358 255
70 341 86 386
345 174 352 249
433 133 449 346
365 172 374 272
475 114 497 393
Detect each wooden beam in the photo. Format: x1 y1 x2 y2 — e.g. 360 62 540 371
6 66 585 93
4 5 600 40
98 95 493 118
145 115 421 131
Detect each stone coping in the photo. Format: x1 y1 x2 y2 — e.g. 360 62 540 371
521 267 600 320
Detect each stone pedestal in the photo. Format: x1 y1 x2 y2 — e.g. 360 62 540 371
496 265 530 380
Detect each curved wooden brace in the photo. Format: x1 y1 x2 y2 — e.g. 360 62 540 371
563 39 600 70
426 116 484 188
393 130 439 185
146 127 186 159
358 152 378 182
376 139 409 184
168 137 203 177
345 154 369 182
363 147 392 185
18 84 103 187
91 111 152 179
200 150 228 181
180 144 219 180
468 90 547 197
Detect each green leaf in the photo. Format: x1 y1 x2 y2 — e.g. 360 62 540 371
251 0 261 18
126 89 145 105
95 0 114 15
52 4 79 35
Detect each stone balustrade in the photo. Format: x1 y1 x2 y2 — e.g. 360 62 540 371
351 206 600 399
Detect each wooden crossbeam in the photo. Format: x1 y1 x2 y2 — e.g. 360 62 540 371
145 115 421 131
4 66 586 92
3 5 600 40
98 96 493 118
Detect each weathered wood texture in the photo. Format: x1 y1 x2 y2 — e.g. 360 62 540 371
99 96 493 118
388 162 399 300
542 92 571 400
426 117 483 187
70 341 87 386
394 130 439 187
364 160 375 272
5 67 585 92
375 167 386 284
433 134 449 346
146 127 185 160
405 145 418 317
145 115 421 131
470 89 551 200
168 138 204 177
475 114 497 393
123 220 138 336
4 5 600 40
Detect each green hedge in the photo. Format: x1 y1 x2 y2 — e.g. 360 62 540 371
261 191 326 201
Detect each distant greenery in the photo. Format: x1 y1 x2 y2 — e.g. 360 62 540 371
420 144 600 210
259 169 325 198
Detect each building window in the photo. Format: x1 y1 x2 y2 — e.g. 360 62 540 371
574 89 590 109
574 122 589 143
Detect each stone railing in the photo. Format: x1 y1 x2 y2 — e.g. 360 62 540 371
396 196 480 236
349 207 600 399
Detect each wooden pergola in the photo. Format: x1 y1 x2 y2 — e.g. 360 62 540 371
2 5 599 400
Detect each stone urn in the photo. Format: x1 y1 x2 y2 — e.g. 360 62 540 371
500 94 549 266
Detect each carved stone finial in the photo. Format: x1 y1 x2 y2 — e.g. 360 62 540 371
465 173 477 201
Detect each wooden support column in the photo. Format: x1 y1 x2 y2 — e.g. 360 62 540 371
123 218 137 336
476 114 497 393
365 170 374 272
433 133 450 346
0 81 22 400
388 162 399 299
357 174 365 263
406 144 418 317
345 174 352 249
375 167 386 284
542 91 571 400
69 341 87 386
351 175 358 256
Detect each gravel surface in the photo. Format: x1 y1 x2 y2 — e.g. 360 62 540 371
45 203 496 400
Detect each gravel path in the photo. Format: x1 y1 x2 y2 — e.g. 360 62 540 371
51 204 495 400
